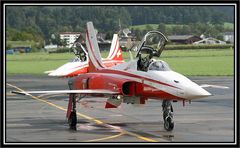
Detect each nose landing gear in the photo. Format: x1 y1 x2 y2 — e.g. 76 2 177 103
162 100 174 131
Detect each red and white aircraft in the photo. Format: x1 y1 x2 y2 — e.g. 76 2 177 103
45 34 123 77
13 22 227 131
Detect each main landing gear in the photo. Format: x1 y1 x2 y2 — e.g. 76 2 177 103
162 100 174 131
67 94 77 130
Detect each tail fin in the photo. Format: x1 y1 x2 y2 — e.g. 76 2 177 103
85 22 105 72
107 34 123 61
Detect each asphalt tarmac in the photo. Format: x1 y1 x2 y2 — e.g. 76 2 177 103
5 75 235 143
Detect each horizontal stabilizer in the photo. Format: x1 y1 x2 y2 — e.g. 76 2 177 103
44 70 54 74
200 84 229 89
11 89 119 95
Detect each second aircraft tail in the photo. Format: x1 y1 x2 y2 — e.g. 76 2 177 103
107 34 123 61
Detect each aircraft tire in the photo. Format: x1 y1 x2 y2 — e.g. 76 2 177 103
68 112 77 130
162 100 174 131
164 117 174 131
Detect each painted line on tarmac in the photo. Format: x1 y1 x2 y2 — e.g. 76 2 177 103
84 132 124 142
7 83 121 142
7 83 158 142
6 92 16 96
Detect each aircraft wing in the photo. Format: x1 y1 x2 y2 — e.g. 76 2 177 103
200 84 229 89
11 89 120 95
44 70 55 74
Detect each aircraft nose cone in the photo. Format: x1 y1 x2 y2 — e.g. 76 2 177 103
185 85 211 99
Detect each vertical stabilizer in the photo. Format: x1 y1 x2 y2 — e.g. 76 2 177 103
107 34 123 61
85 22 105 72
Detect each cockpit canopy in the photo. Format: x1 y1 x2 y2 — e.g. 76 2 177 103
148 60 171 71
135 31 168 58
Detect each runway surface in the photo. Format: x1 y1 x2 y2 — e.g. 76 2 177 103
5 75 235 143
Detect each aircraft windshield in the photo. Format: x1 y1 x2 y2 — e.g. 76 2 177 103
70 57 81 62
148 60 171 71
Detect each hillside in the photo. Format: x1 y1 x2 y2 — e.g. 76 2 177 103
6 6 234 37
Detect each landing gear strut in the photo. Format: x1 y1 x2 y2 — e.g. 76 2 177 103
67 94 77 130
162 100 174 131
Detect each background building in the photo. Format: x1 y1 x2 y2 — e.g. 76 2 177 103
223 32 234 43
59 32 81 48
193 37 226 45
168 35 201 44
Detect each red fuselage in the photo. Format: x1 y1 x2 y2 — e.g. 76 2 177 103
68 69 183 101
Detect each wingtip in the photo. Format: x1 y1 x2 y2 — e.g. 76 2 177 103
200 84 229 89
11 91 27 95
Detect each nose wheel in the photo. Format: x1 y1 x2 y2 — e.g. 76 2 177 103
162 100 174 131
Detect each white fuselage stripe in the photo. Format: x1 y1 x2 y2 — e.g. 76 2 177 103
90 72 179 97
109 38 119 59
107 34 117 59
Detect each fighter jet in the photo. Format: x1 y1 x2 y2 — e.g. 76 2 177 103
13 22 228 131
45 34 123 77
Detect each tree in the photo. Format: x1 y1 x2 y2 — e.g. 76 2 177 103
211 13 225 25
145 24 153 31
157 23 166 33
5 6 233 43
133 29 142 40
105 31 113 40
6 41 13 50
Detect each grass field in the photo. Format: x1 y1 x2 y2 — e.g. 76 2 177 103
7 40 40 49
130 22 234 31
6 48 234 76
162 56 233 76
130 24 186 30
